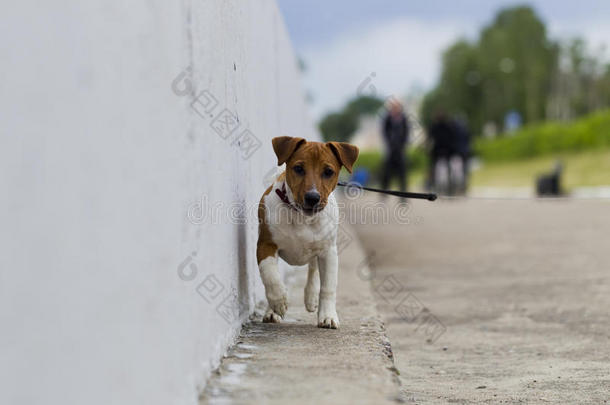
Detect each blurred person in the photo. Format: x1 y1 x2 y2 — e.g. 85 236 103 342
426 111 456 193
453 115 472 194
381 100 409 193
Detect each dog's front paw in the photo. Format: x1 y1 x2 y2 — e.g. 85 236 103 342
262 308 282 323
304 286 319 312
317 311 339 329
265 283 287 317
268 296 287 317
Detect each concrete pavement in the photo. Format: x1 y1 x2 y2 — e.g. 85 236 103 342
200 196 610 404
200 223 401 405
353 196 610 404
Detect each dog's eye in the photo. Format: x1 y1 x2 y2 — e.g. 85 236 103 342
293 165 305 175
322 168 335 178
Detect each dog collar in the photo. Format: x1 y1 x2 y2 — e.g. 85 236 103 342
275 182 297 211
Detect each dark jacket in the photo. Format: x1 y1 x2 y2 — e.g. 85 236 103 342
383 113 409 159
453 119 471 156
428 118 455 156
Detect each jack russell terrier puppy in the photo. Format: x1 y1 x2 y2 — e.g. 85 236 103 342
257 136 359 329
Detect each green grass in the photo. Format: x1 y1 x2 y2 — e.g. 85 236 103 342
471 148 610 190
475 109 610 161
352 148 610 191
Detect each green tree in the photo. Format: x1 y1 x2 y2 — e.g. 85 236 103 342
547 38 610 121
345 96 384 116
318 95 383 142
477 6 558 126
319 112 358 142
421 40 482 129
602 65 610 107
423 6 559 135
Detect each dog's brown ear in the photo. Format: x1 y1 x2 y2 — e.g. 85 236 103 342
327 142 359 173
272 136 306 166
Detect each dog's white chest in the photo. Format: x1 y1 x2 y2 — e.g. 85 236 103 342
275 219 334 265
264 188 338 266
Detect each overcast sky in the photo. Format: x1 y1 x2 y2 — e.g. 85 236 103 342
277 0 610 120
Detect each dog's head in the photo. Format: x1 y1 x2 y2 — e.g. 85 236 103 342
272 136 359 215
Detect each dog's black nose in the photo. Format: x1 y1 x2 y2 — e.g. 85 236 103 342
304 191 321 207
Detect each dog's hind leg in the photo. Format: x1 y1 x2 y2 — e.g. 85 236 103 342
304 257 320 312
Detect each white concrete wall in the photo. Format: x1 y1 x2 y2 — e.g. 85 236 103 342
0 1 316 404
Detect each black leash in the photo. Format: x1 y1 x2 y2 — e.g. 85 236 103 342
337 181 437 201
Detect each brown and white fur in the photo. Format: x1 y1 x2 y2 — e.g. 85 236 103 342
257 136 359 329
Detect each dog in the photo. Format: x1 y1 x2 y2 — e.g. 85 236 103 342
536 161 563 197
257 136 359 329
